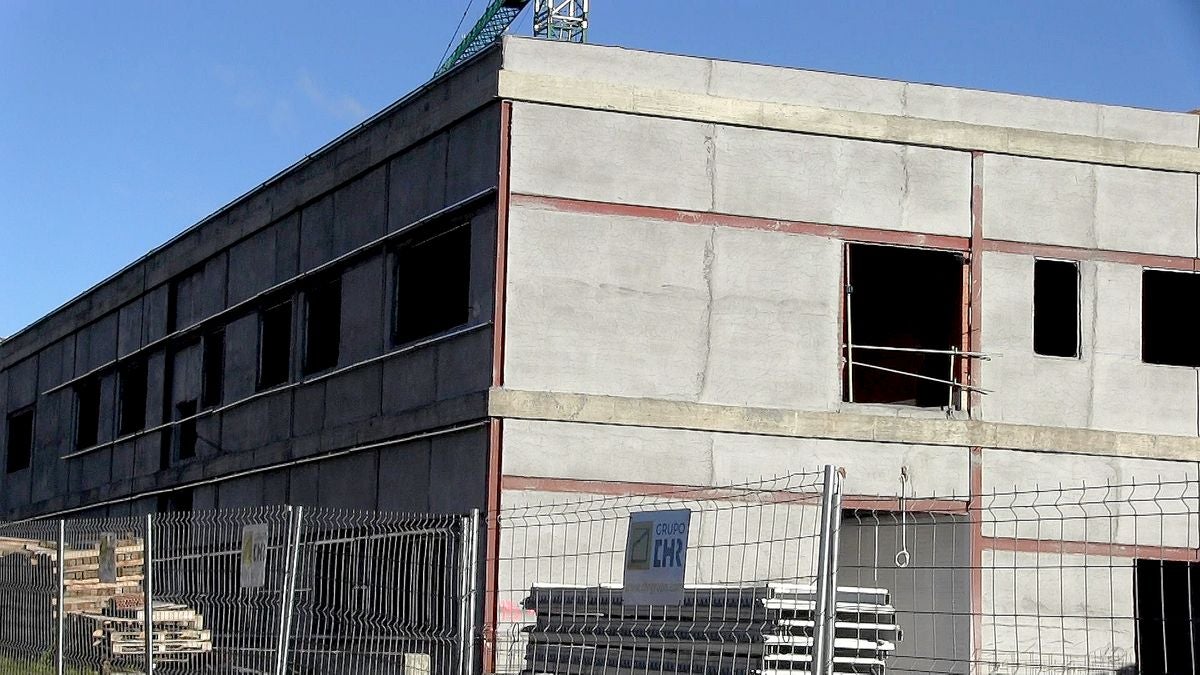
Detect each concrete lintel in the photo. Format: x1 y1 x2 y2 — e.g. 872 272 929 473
488 388 1200 463
497 71 1200 175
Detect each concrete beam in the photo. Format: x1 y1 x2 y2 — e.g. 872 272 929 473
496 70 1200 174
488 388 1200 463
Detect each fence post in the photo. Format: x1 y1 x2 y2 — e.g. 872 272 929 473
276 505 304 675
143 513 154 673
56 519 65 675
812 465 844 675
458 508 481 675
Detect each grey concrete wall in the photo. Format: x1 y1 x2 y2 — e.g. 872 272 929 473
509 102 972 237
499 37 1200 147
502 37 1200 148
982 253 1200 436
503 203 843 410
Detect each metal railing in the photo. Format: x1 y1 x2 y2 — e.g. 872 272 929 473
844 343 992 408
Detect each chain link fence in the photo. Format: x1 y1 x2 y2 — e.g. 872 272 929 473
0 506 474 675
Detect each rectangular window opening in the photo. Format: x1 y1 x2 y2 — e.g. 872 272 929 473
1033 259 1080 358
175 399 198 461
392 222 472 345
5 408 34 473
117 359 148 436
258 301 293 390
74 378 101 450
1142 269 1200 367
303 277 342 375
202 329 225 408
1135 559 1200 674
844 243 964 408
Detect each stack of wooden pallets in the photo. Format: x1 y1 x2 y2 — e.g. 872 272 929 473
521 583 900 674
0 535 213 658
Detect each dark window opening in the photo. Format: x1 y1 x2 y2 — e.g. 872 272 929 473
157 488 194 513
393 223 472 345
1135 559 1199 674
176 399 198 460
201 330 225 409
258 301 293 389
1033 259 1080 358
1143 270 1200 367
844 244 965 407
74 378 101 450
5 409 34 473
303 277 342 375
117 360 148 435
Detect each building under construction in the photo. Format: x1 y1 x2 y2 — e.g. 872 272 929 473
2 37 1200 673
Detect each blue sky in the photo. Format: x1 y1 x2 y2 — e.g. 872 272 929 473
2 0 1198 338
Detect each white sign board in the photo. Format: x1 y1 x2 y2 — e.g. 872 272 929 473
98 533 118 583
623 509 691 606
239 524 269 589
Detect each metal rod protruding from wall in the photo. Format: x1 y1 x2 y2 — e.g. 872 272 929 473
143 513 154 672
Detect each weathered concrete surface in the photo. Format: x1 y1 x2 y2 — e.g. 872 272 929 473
982 550 1136 671
504 204 842 409
503 38 1200 149
981 155 1198 254
490 388 1200 463
510 103 973 237
501 419 970 497
498 69 1200 174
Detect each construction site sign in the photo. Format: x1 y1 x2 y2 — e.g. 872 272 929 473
239 524 269 589
623 509 691 606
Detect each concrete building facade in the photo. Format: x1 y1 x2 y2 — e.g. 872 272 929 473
3 38 1200 671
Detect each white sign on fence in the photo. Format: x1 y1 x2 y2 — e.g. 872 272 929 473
623 509 691 606
239 524 269 589
98 533 118 583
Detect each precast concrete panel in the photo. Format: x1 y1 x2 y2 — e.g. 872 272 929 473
503 37 1200 147
292 380 326 439
981 550 1136 672
377 438 433 513
76 313 118 375
1090 355 1199 437
904 80 1199 147
381 347 437 415
323 363 382 429
5 356 37 408
700 227 841 410
707 58 906 116
428 428 488 513
388 134 449 232
982 449 1199 549
502 38 712 95
503 205 711 401
227 223 278 305
274 213 301 283
434 328 492 401
299 195 335 272
222 314 259 402
338 257 385 365
445 105 501 205
509 103 714 211
317 451 379 510
978 252 1093 428
981 155 1198 255
713 126 972 236
332 166 387 258
117 298 144 358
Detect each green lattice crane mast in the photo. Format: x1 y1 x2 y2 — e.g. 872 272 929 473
436 0 589 76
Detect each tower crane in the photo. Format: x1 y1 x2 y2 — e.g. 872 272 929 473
435 0 589 75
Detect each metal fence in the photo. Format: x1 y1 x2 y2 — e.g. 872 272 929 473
4 468 1200 675
488 467 1200 675
0 506 476 675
